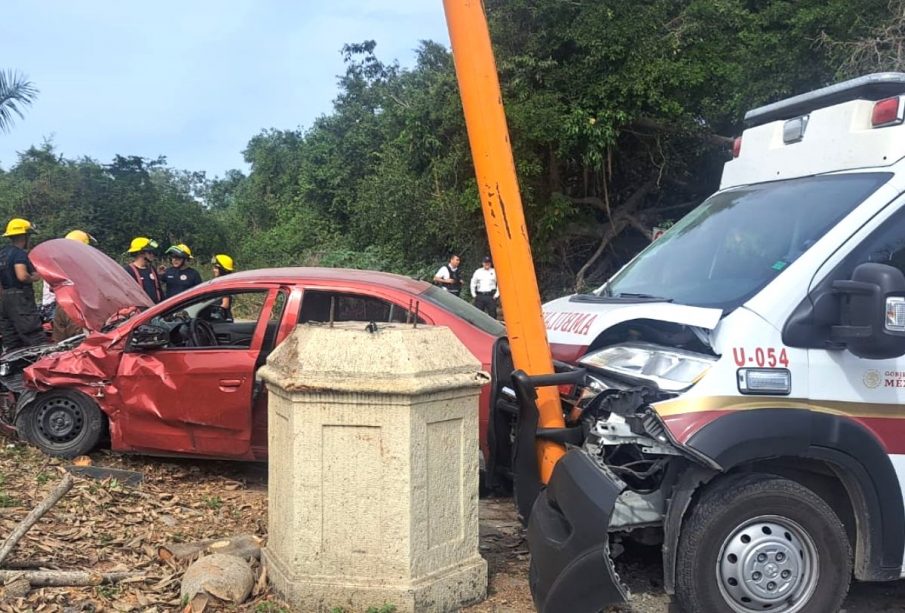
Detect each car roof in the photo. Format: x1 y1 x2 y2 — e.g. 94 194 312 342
209 267 432 294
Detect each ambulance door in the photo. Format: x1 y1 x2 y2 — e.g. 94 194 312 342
805 201 905 451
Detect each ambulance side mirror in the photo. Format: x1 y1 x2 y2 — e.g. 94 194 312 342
831 263 905 359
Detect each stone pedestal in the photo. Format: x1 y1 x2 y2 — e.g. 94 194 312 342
258 323 488 613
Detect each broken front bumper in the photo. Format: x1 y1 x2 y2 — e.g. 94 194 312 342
528 449 628 613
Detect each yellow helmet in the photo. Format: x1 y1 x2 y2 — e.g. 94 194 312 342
211 253 235 272
127 237 159 254
3 218 36 237
166 243 193 259
65 230 96 245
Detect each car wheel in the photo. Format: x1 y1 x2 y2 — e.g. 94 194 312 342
16 390 105 458
676 473 852 613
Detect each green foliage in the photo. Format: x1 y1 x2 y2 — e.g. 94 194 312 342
204 495 223 510
0 144 229 266
95 584 119 600
0 69 38 133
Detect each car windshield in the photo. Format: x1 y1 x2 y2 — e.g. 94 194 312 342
422 286 506 336
595 173 892 312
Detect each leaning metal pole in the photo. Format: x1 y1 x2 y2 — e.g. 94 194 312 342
443 0 566 483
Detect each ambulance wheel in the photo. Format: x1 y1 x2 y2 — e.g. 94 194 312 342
16 390 105 459
676 473 851 613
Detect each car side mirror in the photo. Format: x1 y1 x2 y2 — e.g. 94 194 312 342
130 324 170 350
831 263 905 359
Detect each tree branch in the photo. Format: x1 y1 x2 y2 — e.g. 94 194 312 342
573 179 658 291
631 116 734 147
0 474 73 567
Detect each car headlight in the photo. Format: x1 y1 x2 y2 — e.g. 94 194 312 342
578 342 717 392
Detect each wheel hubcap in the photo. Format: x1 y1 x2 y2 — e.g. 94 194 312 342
36 397 84 444
717 515 819 612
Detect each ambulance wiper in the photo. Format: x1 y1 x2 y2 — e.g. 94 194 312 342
614 292 673 301
572 291 673 304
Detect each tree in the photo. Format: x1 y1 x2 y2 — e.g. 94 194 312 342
0 70 38 133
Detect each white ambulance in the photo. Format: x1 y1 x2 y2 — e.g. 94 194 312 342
515 73 905 613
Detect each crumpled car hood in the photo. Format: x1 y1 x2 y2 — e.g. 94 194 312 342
31 239 154 331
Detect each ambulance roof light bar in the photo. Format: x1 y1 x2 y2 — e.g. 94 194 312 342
745 72 905 128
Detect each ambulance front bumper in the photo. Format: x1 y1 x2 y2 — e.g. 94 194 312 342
527 448 628 613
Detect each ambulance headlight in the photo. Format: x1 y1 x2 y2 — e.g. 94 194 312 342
578 342 717 392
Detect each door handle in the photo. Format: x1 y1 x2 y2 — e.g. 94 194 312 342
219 379 243 391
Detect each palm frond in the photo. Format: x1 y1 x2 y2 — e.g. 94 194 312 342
0 70 39 133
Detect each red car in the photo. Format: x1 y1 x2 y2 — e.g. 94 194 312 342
0 239 503 465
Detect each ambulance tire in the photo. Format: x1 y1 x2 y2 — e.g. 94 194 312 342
676 473 852 613
17 390 105 459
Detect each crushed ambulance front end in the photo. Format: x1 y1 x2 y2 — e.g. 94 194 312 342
512 300 726 612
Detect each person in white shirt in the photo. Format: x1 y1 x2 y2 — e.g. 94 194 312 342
433 254 463 297
470 256 499 317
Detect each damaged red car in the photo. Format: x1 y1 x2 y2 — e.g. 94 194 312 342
0 239 503 463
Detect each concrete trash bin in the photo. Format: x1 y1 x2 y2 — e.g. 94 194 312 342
257 322 489 612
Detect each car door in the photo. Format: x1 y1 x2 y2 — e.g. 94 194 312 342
114 287 281 458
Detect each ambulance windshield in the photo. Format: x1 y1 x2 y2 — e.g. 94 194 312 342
600 173 892 311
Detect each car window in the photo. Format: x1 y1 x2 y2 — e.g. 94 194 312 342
597 173 892 311
262 290 289 354
230 292 268 323
149 290 270 349
299 290 425 325
829 203 905 281
421 286 506 336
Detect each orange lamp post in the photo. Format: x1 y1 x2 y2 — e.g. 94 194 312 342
442 0 565 483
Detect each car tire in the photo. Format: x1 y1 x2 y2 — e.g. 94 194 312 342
16 390 105 459
676 473 852 613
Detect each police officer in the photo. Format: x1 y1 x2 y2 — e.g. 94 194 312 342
433 254 463 297
0 218 45 351
470 256 499 317
161 244 202 299
211 254 235 320
124 237 162 303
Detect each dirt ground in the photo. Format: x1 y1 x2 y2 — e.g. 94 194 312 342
0 445 903 612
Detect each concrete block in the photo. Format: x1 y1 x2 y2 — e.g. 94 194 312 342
259 323 489 612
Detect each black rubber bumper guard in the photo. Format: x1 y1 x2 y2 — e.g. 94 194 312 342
510 369 629 613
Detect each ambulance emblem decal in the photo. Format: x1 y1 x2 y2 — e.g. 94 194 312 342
863 369 882 389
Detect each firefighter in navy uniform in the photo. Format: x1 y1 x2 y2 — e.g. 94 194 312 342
124 237 163 303
211 254 235 321
161 244 202 299
0 218 46 352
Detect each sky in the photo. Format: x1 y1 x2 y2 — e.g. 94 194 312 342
0 0 451 177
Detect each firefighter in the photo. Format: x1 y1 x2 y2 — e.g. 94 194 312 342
124 237 162 303
42 230 96 319
161 243 202 299
52 230 97 341
0 218 45 351
211 254 235 320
